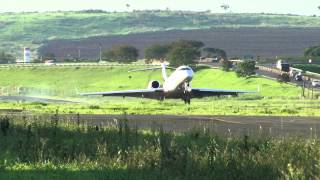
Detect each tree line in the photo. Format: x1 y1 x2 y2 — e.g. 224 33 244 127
0 51 15 64
101 40 227 67
101 40 258 78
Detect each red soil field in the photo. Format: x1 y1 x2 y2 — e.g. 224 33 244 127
39 28 320 60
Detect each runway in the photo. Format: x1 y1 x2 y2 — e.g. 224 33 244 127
0 96 77 104
16 113 320 138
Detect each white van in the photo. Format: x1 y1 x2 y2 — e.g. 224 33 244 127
312 80 320 87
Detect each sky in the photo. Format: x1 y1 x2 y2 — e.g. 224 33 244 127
0 0 319 15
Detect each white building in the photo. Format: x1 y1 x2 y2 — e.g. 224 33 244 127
24 47 31 63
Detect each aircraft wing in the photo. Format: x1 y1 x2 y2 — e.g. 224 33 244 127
80 88 164 99
191 88 254 98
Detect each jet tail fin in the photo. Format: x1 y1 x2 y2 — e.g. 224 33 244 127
161 63 168 80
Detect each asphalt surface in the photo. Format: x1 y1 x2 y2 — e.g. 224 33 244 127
78 114 320 137
0 96 77 104
206 62 319 90
7 113 319 138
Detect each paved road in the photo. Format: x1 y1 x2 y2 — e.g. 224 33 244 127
205 62 319 90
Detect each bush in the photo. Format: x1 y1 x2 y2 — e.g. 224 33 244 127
278 73 290 83
0 51 15 64
235 61 256 77
219 59 232 71
102 45 139 63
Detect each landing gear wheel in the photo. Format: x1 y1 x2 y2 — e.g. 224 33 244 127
186 98 191 104
183 82 191 104
159 96 165 102
183 92 191 104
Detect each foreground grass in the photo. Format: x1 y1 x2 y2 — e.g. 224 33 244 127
0 116 319 179
0 97 320 116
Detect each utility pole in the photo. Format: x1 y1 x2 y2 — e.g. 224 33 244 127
221 4 230 13
78 48 81 60
307 79 311 98
99 46 102 61
301 80 305 98
99 43 102 61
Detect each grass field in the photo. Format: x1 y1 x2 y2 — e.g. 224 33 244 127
1 11 320 58
0 66 319 116
0 116 319 179
0 66 300 97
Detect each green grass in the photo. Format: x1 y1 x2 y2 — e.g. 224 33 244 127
0 116 319 179
1 98 319 116
0 66 301 97
1 11 320 58
0 66 319 116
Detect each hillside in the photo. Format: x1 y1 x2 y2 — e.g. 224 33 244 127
1 11 320 59
0 66 301 98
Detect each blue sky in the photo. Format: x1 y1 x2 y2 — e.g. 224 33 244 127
0 0 319 15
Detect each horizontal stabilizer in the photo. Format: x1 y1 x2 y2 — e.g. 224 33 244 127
128 66 175 72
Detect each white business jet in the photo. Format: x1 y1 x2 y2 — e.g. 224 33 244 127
81 64 252 104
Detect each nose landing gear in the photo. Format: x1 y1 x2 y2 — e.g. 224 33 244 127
183 96 191 104
183 82 191 104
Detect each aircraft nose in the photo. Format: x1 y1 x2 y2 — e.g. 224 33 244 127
185 70 193 81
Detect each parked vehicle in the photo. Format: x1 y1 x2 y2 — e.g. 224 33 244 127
312 79 320 87
295 73 302 81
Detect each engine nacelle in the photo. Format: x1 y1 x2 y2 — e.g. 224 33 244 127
148 80 161 89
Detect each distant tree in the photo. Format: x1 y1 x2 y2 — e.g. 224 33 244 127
203 47 227 60
102 45 138 63
144 44 170 63
221 4 230 13
167 40 201 67
219 59 232 71
42 52 56 60
102 50 116 61
82 9 106 13
33 58 42 63
0 51 15 64
174 40 205 49
235 61 256 77
304 45 320 58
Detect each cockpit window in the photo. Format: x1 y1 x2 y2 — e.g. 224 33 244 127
180 67 191 70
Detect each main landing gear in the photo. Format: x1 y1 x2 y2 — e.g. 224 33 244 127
183 96 191 104
183 82 191 104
